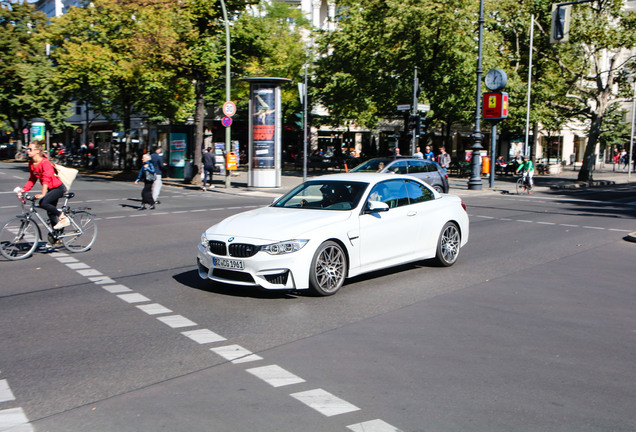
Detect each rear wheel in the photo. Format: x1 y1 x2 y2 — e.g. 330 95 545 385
433 185 444 193
0 217 40 260
62 211 97 253
309 241 347 296
434 222 461 267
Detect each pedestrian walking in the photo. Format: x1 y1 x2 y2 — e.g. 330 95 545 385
413 146 423 159
202 147 216 189
135 153 155 210
150 146 167 204
438 146 451 174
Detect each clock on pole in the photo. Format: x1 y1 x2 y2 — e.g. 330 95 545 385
484 68 507 91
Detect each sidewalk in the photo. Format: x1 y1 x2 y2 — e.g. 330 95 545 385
161 165 636 198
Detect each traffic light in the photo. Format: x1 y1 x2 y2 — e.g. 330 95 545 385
550 4 571 43
408 115 419 131
419 116 427 136
294 112 303 128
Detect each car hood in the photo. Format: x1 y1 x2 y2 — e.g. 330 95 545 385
206 206 353 242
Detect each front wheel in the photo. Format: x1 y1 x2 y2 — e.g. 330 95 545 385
434 222 461 267
309 241 347 296
516 178 526 195
62 211 97 253
0 217 40 260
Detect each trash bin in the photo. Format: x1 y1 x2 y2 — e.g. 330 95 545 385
482 155 490 175
184 160 193 182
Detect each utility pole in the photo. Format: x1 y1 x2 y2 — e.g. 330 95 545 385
468 0 485 190
412 67 419 155
220 0 231 189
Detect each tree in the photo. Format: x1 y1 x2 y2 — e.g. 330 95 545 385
312 0 480 147
526 0 635 180
48 0 194 168
0 1 69 147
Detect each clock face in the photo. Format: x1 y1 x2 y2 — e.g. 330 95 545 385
485 69 507 90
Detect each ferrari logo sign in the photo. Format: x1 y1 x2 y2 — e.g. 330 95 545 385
483 92 509 120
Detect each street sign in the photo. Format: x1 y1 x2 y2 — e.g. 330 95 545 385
483 92 509 120
222 101 236 117
417 104 431 112
222 116 233 127
397 104 411 111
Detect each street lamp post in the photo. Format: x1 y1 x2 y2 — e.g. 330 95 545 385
468 0 486 190
220 0 231 189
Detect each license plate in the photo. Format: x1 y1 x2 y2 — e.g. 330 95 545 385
213 257 244 270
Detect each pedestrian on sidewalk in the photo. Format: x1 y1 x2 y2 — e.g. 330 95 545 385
150 146 167 204
202 147 216 189
135 154 155 210
438 146 451 174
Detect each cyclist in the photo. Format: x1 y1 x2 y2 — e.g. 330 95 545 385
18 140 70 230
516 155 534 193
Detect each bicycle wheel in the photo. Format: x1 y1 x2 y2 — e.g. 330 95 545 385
0 217 40 260
516 178 526 195
62 211 97 253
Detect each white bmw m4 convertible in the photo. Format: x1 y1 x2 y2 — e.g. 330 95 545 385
198 173 469 296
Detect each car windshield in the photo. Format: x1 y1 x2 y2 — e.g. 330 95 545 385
273 180 368 210
350 159 393 173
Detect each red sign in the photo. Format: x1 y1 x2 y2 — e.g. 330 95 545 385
222 116 232 127
483 92 509 120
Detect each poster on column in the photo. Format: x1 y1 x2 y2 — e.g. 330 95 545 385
251 85 276 169
169 133 187 167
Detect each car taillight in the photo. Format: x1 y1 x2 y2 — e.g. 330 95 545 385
461 201 467 211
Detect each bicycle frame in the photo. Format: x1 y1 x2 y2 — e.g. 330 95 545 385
18 194 90 240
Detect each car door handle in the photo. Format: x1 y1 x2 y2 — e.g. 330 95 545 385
407 211 417 216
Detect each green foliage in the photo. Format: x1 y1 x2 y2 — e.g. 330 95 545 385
313 0 478 131
0 1 69 134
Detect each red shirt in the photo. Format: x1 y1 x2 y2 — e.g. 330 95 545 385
23 157 63 192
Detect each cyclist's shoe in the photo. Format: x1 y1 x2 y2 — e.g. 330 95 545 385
53 214 70 230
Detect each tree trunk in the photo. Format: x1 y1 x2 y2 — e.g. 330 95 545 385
577 113 602 181
191 78 205 184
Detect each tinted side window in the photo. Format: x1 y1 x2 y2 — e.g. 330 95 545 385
368 180 409 208
408 160 427 173
425 162 438 173
387 160 408 174
406 180 434 204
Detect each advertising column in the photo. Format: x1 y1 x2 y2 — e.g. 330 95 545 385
243 77 290 187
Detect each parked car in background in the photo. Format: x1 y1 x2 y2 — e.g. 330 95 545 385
198 173 468 296
349 157 449 193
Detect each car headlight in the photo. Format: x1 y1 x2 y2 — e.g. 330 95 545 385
260 239 308 255
201 233 209 250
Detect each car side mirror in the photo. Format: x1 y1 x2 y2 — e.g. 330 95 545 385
365 200 389 213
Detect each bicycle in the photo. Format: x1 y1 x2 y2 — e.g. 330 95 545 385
0 191 97 260
516 173 533 195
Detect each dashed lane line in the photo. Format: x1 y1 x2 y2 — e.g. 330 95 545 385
42 250 403 431
469 213 632 233
0 377 33 432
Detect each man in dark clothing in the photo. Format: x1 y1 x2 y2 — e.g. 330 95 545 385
202 147 216 189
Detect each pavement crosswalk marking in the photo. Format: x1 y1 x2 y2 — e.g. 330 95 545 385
290 388 360 417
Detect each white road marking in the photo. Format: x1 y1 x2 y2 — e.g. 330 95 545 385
88 276 117 285
246 365 306 388
0 408 32 431
66 262 90 270
181 329 226 344
76 269 102 277
582 226 604 230
0 379 15 403
156 315 197 329
101 284 133 293
210 344 262 364
117 293 151 304
290 388 360 417
347 419 403 432
56 256 79 263
136 303 173 315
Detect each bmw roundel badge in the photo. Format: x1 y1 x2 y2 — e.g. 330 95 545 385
228 237 234 242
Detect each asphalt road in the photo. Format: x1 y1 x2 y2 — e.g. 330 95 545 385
1 161 635 432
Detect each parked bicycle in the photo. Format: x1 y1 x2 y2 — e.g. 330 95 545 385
0 191 97 260
516 174 533 195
